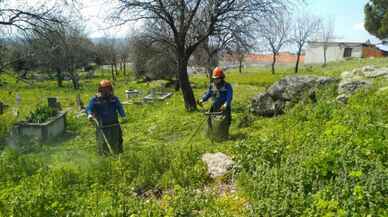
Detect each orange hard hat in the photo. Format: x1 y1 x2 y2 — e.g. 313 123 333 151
212 67 224 79
99 80 112 88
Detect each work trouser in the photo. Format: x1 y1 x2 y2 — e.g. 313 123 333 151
96 123 123 155
207 105 231 141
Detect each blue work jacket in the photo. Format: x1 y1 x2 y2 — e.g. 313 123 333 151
86 96 126 125
202 82 233 110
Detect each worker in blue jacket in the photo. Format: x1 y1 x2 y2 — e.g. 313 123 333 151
86 80 127 155
198 67 233 139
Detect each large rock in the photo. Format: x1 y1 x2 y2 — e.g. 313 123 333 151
201 152 234 178
336 65 388 103
336 94 349 104
338 79 372 95
251 75 336 116
362 67 388 78
251 93 284 117
343 65 388 79
340 71 355 80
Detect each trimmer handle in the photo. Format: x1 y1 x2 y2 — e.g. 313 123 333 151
204 111 224 116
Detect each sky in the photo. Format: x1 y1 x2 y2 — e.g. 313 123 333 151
8 0 379 42
78 0 378 42
304 0 378 43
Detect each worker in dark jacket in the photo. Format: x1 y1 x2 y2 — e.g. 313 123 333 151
86 80 127 155
198 67 233 139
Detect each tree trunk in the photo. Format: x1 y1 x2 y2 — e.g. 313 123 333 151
239 56 243 73
56 68 63 87
114 63 118 77
271 53 277 74
207 54 213 79
174 74 180 91
323 46 327 67
295 50 301 73
123 62 126 77
177 55 196 111
69 72 80 89
71 78 80 89
206 50 217 80
111 64 116 81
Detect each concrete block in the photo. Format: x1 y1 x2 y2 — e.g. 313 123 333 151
12 112 66 143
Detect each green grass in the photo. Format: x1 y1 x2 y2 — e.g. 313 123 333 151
0 58 388 216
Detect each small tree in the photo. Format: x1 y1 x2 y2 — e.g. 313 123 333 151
291 13 321 73
257 13 291 74
320 19 335 67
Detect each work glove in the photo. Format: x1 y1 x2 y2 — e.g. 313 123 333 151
220 103 228 112
87 114 94 121
197 99 204 107
88 114 98 127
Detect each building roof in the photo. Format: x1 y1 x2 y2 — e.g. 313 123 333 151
307 41 368 47
376 44 388 52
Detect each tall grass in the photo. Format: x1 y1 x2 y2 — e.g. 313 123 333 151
0 58 388 216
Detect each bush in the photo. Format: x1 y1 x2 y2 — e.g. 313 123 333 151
26 105 58 123
235 88 388 216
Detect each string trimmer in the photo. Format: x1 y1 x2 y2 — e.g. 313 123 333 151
91 117 115 155
184 106 225 151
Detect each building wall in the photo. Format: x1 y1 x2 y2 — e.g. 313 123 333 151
362 47 384 58
224 52 304 65
245 52 304 64
305 44 363 64
352 46 363 58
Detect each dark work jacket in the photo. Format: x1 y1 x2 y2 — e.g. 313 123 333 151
201 82 233 111
86 96 126 125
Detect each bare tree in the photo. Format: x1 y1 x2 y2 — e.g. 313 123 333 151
291 13 321 73
4 38 36 82
257 13 291 74
320 19 335 67
113 0 286 111
199 35 226 78
107 38 119 81
226 21 255 74
196 19 254 76
117 38 130 79
24 22 95 89
192 33 234 78
94 37 121 81
0 0 77 75
129 31 177 82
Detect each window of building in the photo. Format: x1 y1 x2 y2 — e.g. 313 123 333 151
344 48 352 57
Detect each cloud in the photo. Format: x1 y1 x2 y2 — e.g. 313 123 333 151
353 22 365 31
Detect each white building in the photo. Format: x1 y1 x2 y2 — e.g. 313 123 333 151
304 41 382 64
